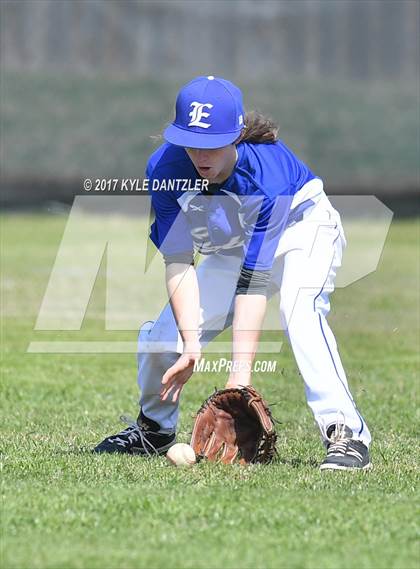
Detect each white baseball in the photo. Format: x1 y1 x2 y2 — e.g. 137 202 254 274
166 443 196 467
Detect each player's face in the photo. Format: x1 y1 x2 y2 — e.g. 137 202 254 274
185 144 237 183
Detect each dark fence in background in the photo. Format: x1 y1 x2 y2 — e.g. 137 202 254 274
1 0 418 81
1 1 419 213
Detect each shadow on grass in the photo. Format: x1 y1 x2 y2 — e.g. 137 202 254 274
273 455 319 468
53 446 98 456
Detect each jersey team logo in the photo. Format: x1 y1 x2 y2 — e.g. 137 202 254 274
188 102 213 128
189 203 205 212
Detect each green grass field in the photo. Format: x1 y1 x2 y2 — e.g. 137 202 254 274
1 213 419 569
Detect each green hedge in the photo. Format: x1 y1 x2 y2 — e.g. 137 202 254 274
2 71 418 189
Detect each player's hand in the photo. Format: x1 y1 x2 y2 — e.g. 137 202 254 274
225 362 252 389
160 344 202 403
225 378 252 389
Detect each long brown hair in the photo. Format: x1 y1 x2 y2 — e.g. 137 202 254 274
236 111 279 144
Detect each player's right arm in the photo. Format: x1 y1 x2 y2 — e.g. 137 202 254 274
161 261 202 402
146 159 201 401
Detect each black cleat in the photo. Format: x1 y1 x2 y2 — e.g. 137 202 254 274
320 424 371 471
93 411 176 456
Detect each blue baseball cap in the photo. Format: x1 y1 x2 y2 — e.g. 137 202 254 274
163 75 245 149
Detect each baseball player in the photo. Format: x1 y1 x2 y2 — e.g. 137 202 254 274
94 76 371 470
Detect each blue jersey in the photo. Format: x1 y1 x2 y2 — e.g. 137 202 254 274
147 141 317 271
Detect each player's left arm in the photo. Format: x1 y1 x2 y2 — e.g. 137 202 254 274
226 194 292 388
226 293 267 388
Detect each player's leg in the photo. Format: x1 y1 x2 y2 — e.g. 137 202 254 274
94 253 241 454
273 196 371 469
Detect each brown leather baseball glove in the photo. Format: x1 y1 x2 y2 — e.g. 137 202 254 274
190 386 277 465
